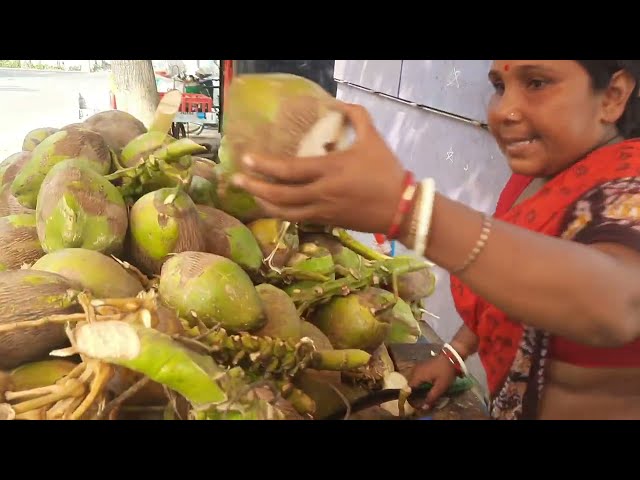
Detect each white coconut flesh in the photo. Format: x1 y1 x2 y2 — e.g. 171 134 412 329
74 321 141 361
380 371 415 417
295 110 353 157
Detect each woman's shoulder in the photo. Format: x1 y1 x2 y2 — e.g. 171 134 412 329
560 175 640 248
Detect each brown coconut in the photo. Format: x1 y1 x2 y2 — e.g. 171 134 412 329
0 270 79 369
0 213 44 271
83 110 147 158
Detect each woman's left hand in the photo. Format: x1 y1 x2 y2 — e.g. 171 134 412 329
230 101 408 234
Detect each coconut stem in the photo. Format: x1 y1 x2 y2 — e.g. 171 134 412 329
110 255 152 289
265 221 293 272
11 379 85 414
96 376 151 420
69 362 112 420
0 313 88 334
332 228 389 261
5 384 59 401
310 349 372 371
291 256 430 314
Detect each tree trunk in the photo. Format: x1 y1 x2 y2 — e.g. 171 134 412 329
111 60 159 128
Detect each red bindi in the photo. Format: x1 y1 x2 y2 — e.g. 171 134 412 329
504 64 510 71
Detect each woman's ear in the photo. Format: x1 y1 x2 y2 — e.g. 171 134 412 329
602 69 637 124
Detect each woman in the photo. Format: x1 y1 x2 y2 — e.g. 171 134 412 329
230 60 640 420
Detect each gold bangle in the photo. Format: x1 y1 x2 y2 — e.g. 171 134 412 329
451 214 493 275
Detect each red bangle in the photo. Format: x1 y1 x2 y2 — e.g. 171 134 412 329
386 171 417 240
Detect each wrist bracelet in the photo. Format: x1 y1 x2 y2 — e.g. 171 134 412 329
442 343 468 377
451 214 493 275
413 178 436 258
386 171 417 240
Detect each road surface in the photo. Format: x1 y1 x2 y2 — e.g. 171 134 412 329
0 68 110 160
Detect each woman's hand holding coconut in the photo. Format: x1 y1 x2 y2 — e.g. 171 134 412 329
230 102 408 234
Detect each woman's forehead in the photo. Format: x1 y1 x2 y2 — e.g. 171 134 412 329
490 60 577 73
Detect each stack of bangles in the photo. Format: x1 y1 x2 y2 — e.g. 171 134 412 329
384 170 494 274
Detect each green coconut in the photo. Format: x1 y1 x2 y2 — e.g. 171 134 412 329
196 204 262 272
128 188 207 275
252 284 302 340
31 248 144 298
82 110 148 158
396 267 436 302
214 136 263 222
293 323 371 420
301 232 364 271
22 127 59 152
378 297 422 344
35 159 128 255
0 152 32 187
11 127 113 209
9 359 77 391
247 218 299 269
192 157 218 184
158 251 265 332
0 270 79 370
0 213 44 271
188 175 219 207
223 73 351 159
287 242 335 279
120 131 175 168
310 286 395 351
216 74 352 222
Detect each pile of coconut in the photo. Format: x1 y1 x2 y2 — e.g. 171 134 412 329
0 75 441 421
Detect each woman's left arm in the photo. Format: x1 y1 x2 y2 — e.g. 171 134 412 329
396 191 640 348
231 102 640 348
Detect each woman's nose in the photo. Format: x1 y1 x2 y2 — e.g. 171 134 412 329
490 91 524 124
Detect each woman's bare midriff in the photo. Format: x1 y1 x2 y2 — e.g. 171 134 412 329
537 360 640 419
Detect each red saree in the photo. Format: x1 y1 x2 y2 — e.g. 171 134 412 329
449 138 640 419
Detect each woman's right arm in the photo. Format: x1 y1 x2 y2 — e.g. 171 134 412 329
447 324 479 360
407 324 478 407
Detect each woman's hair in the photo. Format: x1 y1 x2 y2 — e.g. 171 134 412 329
577 60 640 139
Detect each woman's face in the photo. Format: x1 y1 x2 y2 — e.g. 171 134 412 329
487 60 620 177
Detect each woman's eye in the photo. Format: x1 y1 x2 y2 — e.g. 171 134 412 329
491 81 505 94
528 78 547 89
